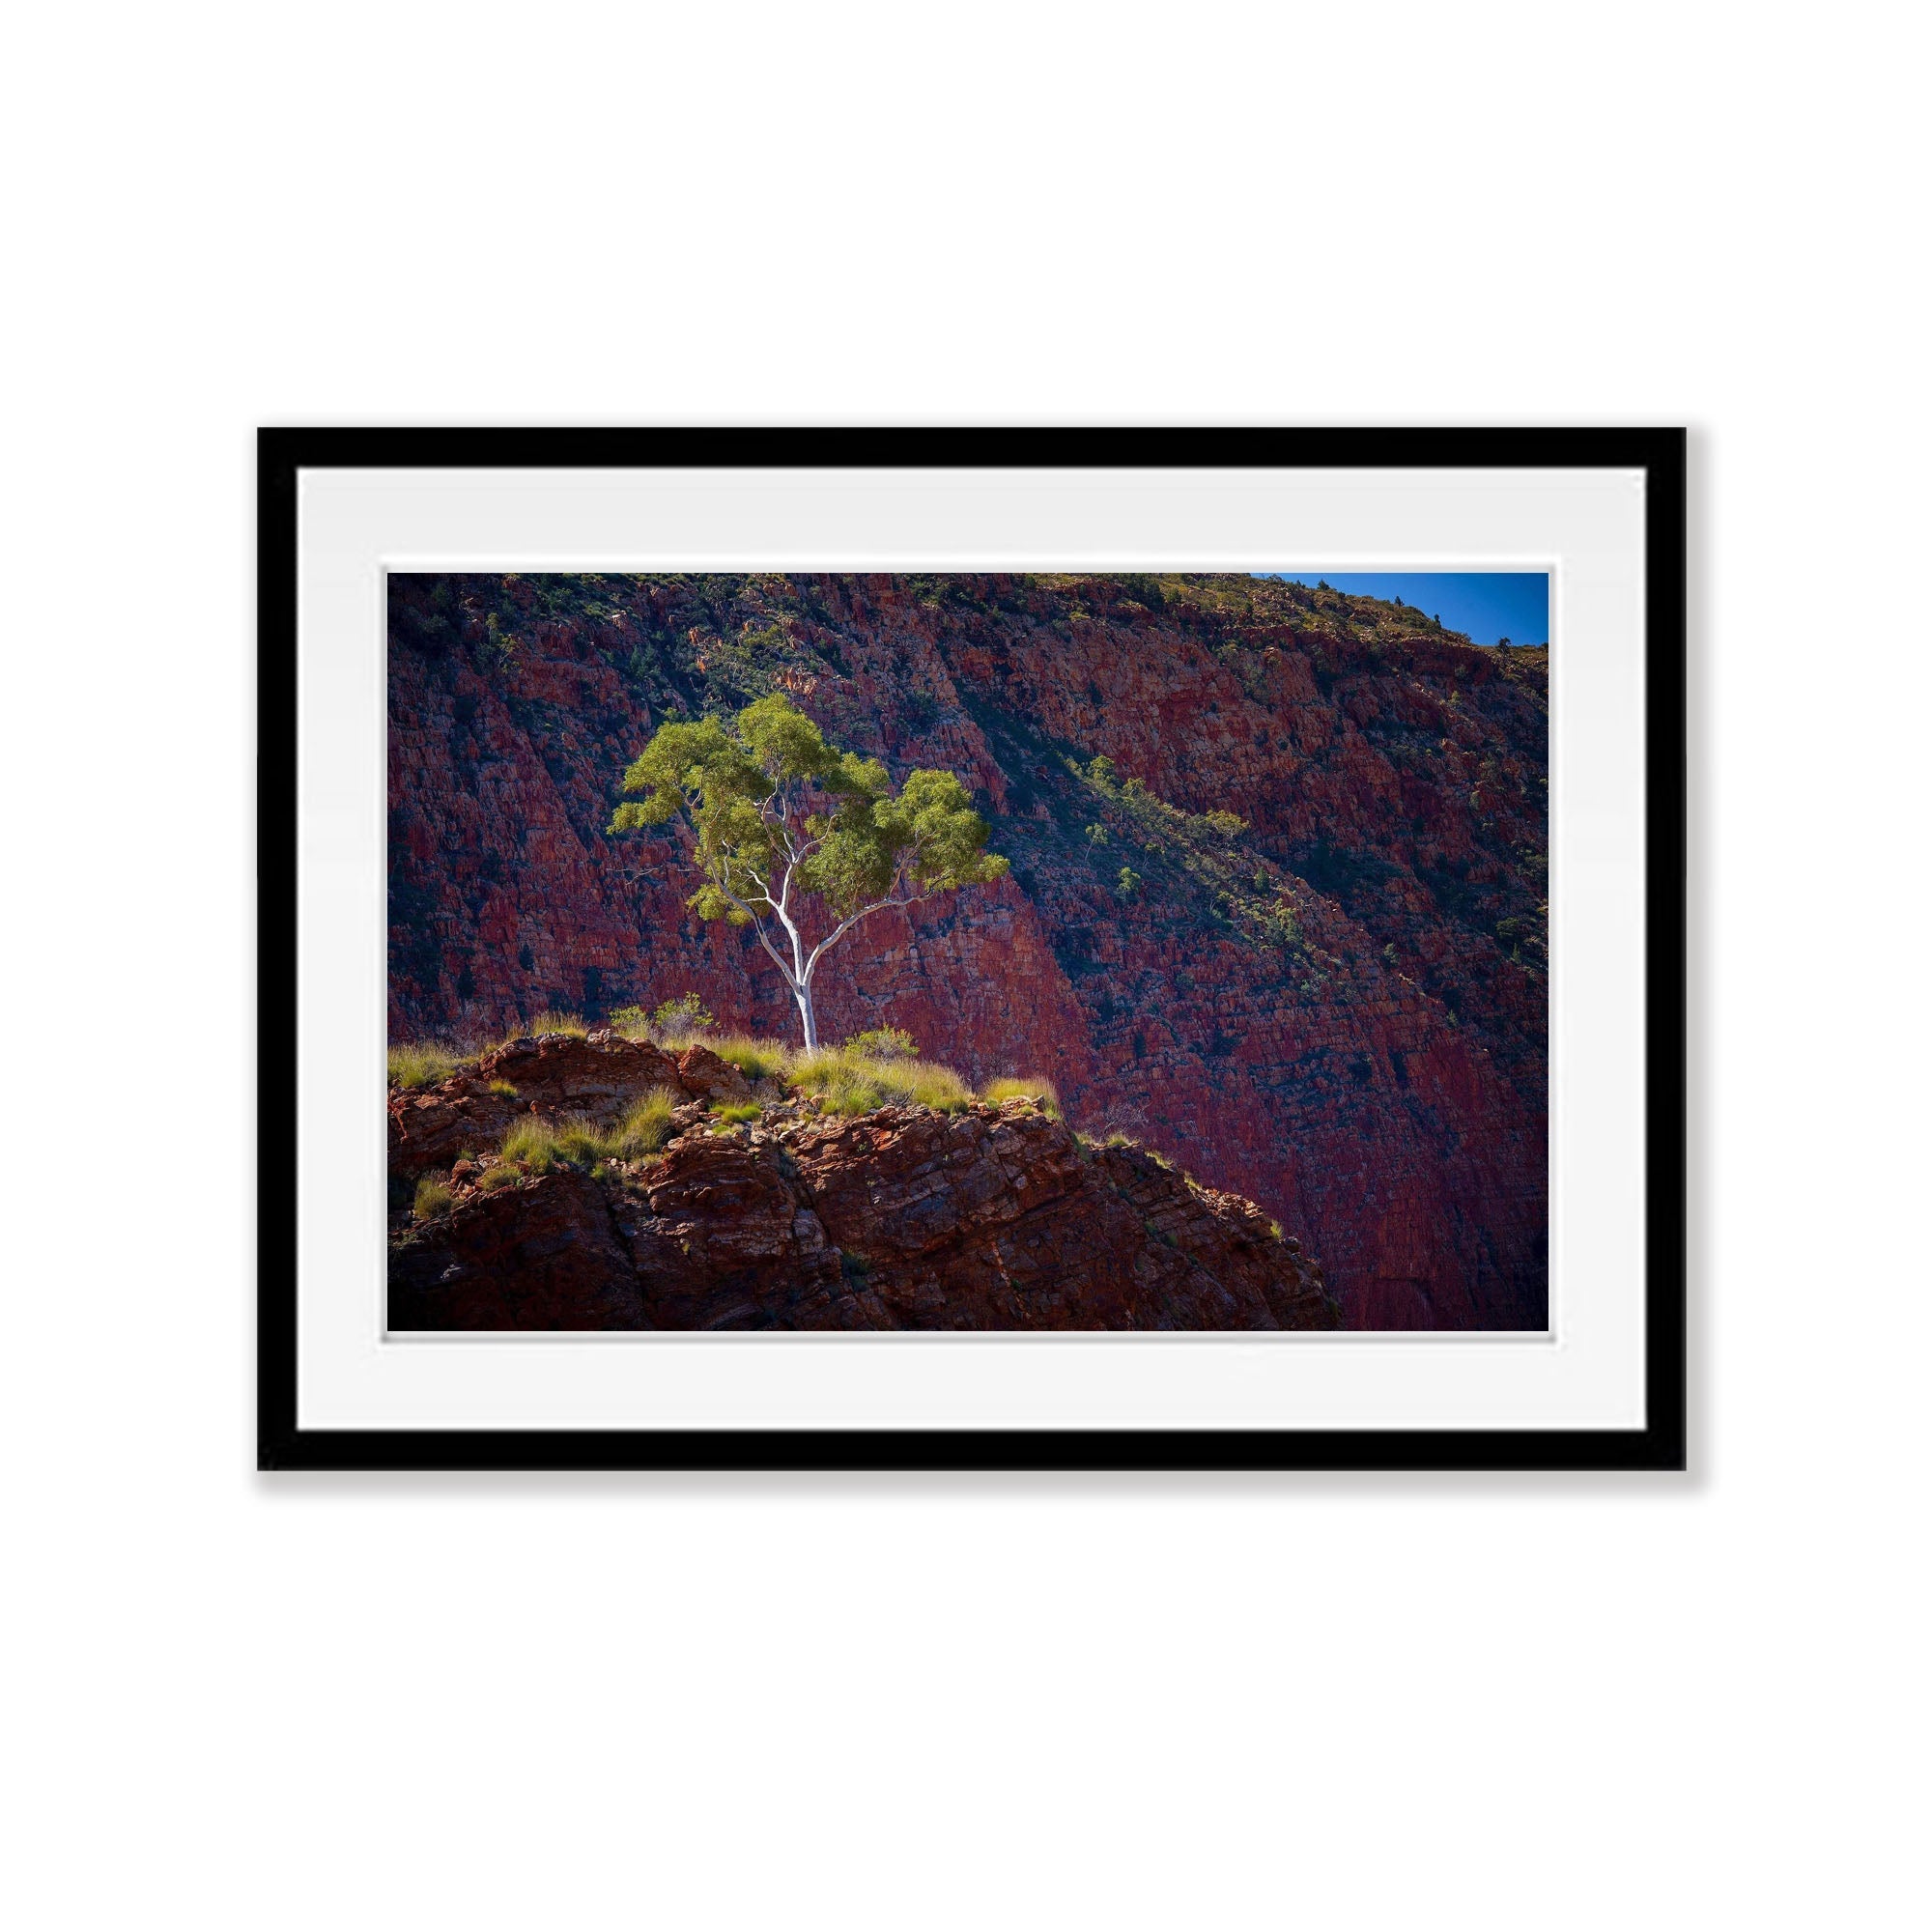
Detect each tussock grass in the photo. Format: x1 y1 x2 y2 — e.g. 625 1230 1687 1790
501 1114 572 1173
981 1076 1060 1118
497 1092 680 1171
461 1031 1052 1145
475 1163 522 1193
388 1041 466 1090
502 1112 604 1171
608 1090 678 1158
710 1039 1062 1122
412 1177 453 1221
843 1026 919 1063
389 1032 558 1092
787 1046 974 1117
710 1035 793 1082
552 1116 610 1168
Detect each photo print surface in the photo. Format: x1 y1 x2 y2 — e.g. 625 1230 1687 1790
385 572 1548 1333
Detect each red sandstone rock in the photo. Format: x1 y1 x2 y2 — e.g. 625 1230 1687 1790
386 1087 521 1179
389 1172 643 1330
672 1042 753 1104
389 1098 1337 1332
387 1032 693 1177
475 1032 687 1110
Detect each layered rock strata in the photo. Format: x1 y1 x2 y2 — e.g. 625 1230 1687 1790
388 1040 1337 1333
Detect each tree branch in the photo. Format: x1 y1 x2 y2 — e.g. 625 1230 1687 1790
717 881 800 989
803 891 927 980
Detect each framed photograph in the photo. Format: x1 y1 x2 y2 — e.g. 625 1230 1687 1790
260 427 1685 1470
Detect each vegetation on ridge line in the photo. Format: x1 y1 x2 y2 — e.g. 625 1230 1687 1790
786 1045 976 1117
981 1076 1061 1119
387 1010 593 1090
608 992 714 1046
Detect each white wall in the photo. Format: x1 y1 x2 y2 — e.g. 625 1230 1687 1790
3 4 1924 1927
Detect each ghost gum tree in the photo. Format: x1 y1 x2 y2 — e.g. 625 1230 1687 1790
608 694 1008 1050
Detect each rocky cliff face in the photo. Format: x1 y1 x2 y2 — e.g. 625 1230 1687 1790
389 1033 1336 1332
388 573 1548 1328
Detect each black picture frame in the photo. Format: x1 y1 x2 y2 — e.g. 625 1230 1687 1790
258 427 1686 1473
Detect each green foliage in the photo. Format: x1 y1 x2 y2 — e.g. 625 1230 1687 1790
553 1116 612 1168
648 992 715 1043
476 1162 522 1192
1115 573 1169 611
609 1090 678 1157
1264 902 1301 946
477 611 518 673
609 694 1007 921
981 1076 1060 1119
1080 754 1248 847
611 993 716 1045
695 1037 1048 1123
710 1035 791 1081
844 1026 919 1063
526 1009 587 1037
412 1177 453 1221
388 1042 463 1090
486 1080 518 1098
712 1102 762 1125
607 691 1009 1047
688 618 804 697
501 1115 572 1173
786 1046 974 1117
1065 753 1306 955
500 1094 680 1170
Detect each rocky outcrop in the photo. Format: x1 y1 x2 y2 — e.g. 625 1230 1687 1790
389 1083 1338 1333
387 1030 750 1177
388 573 1548 1327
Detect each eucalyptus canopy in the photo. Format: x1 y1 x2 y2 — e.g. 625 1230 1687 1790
608 694 1007 1048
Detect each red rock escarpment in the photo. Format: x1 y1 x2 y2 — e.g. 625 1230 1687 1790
387 573 1548 1327
389 1090 1337 1333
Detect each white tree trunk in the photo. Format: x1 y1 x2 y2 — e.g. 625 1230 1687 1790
794 975 819 1051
